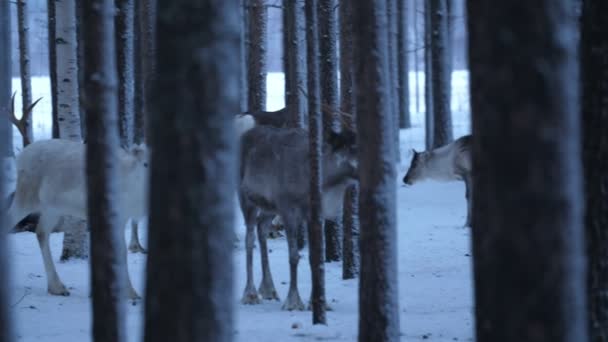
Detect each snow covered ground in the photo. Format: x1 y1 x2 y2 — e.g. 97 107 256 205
6 72 474 341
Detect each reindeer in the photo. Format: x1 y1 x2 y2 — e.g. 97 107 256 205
402 134 472 227
4 139 149 299
238 114 357 310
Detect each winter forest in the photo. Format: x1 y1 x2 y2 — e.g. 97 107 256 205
0 0 605 341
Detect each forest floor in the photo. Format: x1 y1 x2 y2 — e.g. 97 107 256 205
6 73 474 341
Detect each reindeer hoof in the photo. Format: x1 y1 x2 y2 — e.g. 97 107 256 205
258 287 280 301
48 284 70 296
281 292 305 311
241 286 261 304
128 243 147 254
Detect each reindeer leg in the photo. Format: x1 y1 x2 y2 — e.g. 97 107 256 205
36 213 70 296
118 217 141 301
128 218 147 254
281 214 305 311
257 213 279 301
241 206 261 304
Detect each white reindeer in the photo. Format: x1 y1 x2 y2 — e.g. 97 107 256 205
5 139 149 299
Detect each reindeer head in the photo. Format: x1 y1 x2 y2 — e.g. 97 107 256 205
403 149 431 185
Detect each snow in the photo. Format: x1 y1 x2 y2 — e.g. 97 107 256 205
7 71 474 341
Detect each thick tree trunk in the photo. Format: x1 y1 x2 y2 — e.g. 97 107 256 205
342 183 359 280
581 1 608 340
116 0 135 148
423 0 433 149
17 0 33 147
143 0 239 340
397 0 411 129
133 0 144 144
136 0 156 144
0 1 14 339
247 0 267 112
319 0 341 263
467 1 588 341
353 0 400 341
283 0 305 127
305 0 327 325
83 1 126 340
429 0 452 148
387 0 400 163
446 0 453 104
47 0 60 139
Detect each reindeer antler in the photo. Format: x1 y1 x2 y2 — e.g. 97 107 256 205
8 91 42 146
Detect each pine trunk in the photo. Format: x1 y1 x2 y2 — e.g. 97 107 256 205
17 0 33 147
116 0 135 148
467 0 588 341
353 0 400 340
133 0 143 143
423 0 433 149
83 1 126 340
305 0 327 325
247 0 267 112
0 1 14 338
143 0 239 340
413 0 420 114
581 0 608 340
136 0 156 144
397 0 411 128
76 0 86 140
342 183 359 280
283 0 305 127
387 0 400 163
47 0 59 139
429 0 452 148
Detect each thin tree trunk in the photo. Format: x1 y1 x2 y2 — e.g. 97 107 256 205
143 1 239 340
116 0 135 148
76 0 85 140
446 0 453 106
423 0 433 149
305 0 327 325
17 0 33 147
319 0 341 263
397 0 411 129
133 0 144 144
47 0 59 139
429 0 452 148
247 0 267 112
83 1 126 340
137 0 156 144
0 1 15 338
387 0 400 163
240 0 247 113
581 0 608 340
353 0 400 340
55 0 82 141
284 0 305 127
342 183 359 280
467 0 588 341
413 0 420 114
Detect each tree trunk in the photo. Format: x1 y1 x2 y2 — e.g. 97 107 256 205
284 0 305 127
47 0 60 139
413 0 420 114
305 0 327 325
116 0 135 148
143 0 239 340
240 0 247 113
136 0 156 144
581 0 608 340
247 0 267 112
397 0 411 129
353 0 400 340
423 0 433 149
446 0 453 105
387 0 400 163
76 0 86 141
17 0 33 147
0 1 15 339
429 0 452 148
467 1 588 341
319 0 341 263
133 0 144 144
342 183 359 280
83 1 126 340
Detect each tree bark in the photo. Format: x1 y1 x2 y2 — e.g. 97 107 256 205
143 0 239 341
305 0 327 325
0 1 14 338
116 0 135 148
581 0 608 340
342 183 359 280
47 0 60 139
83 1 126 340
17 0 34 147
76 0 86 140
136 0 156 144
284 0 305 127
467 1 588 341
397 0 411 129
387 0 400 163
423 0 433 149
413 0 420 114
318 0 341 263
247 0 267 112
133 0 144 144
429 0 452 148
353 0 400 340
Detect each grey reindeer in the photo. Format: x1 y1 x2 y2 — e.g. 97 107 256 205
237 113 357 310
403 134 472 227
